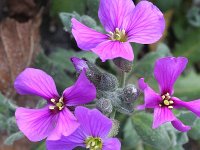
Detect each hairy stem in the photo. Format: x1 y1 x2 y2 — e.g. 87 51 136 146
120 71 126 88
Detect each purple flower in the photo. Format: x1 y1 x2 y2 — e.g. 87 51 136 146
138 57 200 132
46 106 121 150
71 57 88 73
14 68 96 141
72 0 165 62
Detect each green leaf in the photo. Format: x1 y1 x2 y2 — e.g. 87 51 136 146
59 12 81 32
187 6 200 27
86 0 99 21
49 48 76 72
50 0 87 17
34 52 74 92
132 112 171 150
49 49 98 72
35 50 98 92
174 70 200 100
133 43 171 78
0 92 17 112
35 142 45 150
76 51 98 63
153 0 182 12
0 113 6 132
59 12 100 33
170 145 184 150
188 119 200 140
123 118 140 149
174 28 200 64
4 132 24 145
176 132 188 146
177 111 196 126
80 15 97 28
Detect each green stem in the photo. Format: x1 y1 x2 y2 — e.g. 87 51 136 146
110 109 116 119
120 71 126 88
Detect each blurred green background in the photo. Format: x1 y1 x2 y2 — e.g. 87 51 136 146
0 0 200 150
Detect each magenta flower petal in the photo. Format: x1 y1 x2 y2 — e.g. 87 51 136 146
171 119 191 132
127 1 165 44
46 128 85 150
14 68 59 101
63 70 96 106
70 57 88 73
154 57 188 95
92 41 134 62
71 18 107 50
75 106 112 138
172 97 200 117
138 78 162 108
15 107 57 142
98 0 135 32
47 108 79 140
153 107 176 128
46 107 118 150
103 138 121 150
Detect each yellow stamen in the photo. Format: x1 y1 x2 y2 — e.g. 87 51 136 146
51 98 56 103
49 97 64 111
49 106 55 110
85 137 102 150
109 28 127 42
168 106 173 109
161 95 165 99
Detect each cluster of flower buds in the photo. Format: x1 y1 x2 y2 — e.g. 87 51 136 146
71 57 140 115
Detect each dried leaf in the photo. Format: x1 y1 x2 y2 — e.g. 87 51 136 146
0 14 41 98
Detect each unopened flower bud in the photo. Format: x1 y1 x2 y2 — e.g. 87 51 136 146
71 57 88 73
119 84 140 103
108 93 134 115
96 98 113 114
86 61 101 74
86 70 102 85
97 73 119 92
113 58 133 72
71 57 103 85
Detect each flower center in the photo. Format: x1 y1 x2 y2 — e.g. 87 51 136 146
159 93 174 109
109 28 127 42
85 137 103 150
49 97 64 111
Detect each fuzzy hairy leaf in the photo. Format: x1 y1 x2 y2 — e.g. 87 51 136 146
132 112 171 150
4 132 24 145
133 43 171 78
123 118 140 149
174 28 200 64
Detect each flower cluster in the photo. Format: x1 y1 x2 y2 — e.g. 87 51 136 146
13 0 200 150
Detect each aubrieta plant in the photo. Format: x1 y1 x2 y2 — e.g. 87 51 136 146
13 0 200 150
